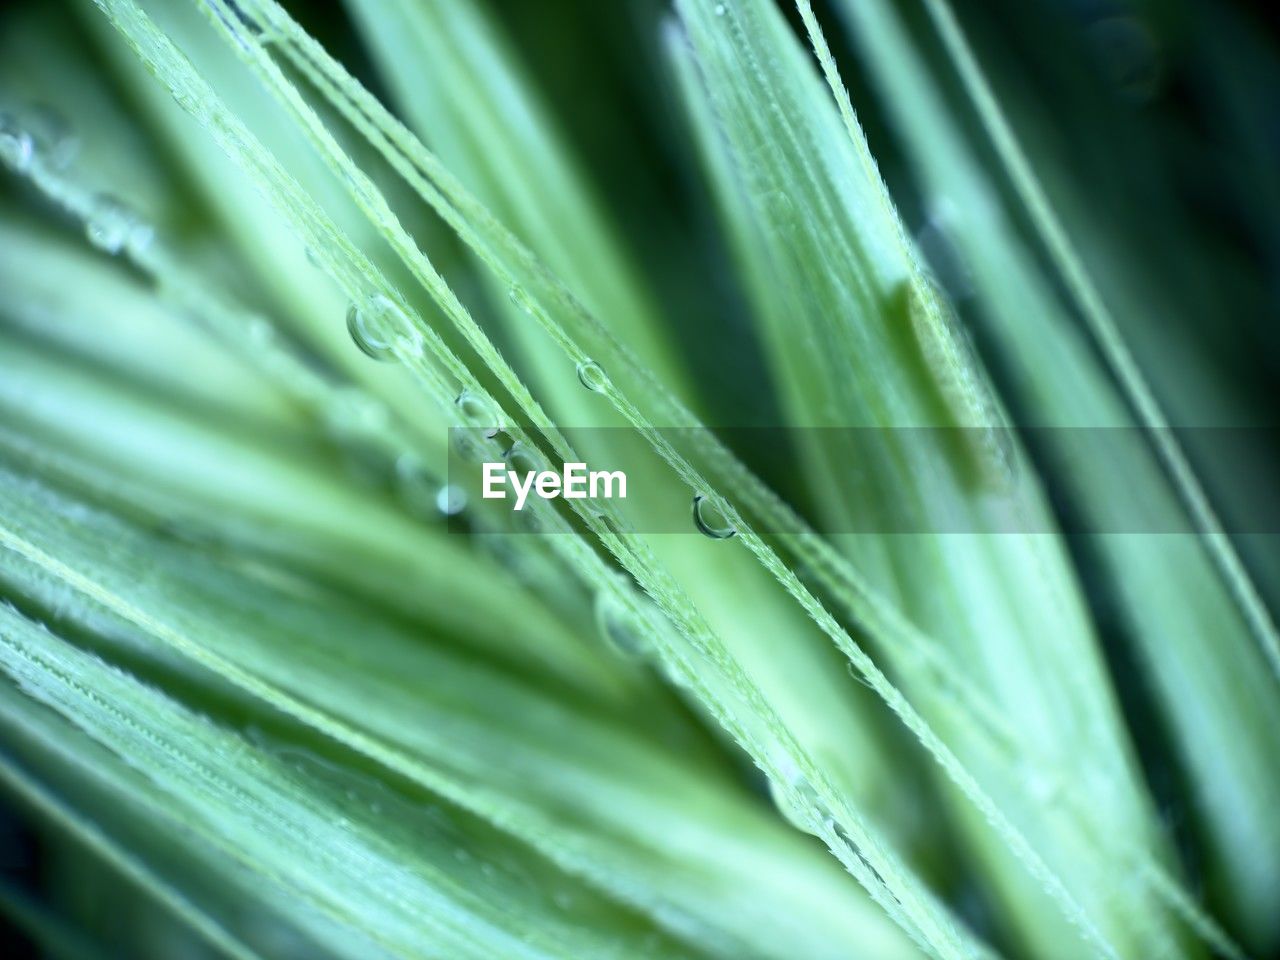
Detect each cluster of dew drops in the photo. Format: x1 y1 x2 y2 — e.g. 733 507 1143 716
1 103 155 259
0 95 816 872
0 37 822 862
346 284 738 542
2 102 741 677
0 100 746 548
350 308 740 666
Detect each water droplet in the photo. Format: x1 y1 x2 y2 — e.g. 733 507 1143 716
692 494 736 539
575 358 608 393
0 112 33 172
435 484 467 517
85 194 142 255
346 295 405 361
714 3 727 16
594 588 647 658
23 104 78 171
455 390 501 438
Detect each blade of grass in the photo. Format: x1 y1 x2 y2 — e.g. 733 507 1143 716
671 1 1188 956
199 1 1177 957
0 745 260 960
917 0 1280 684
0 603 704 960
47 4 974 954
832 0 1279 950
0 465 929 960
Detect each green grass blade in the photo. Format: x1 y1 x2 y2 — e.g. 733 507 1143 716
917 0 1280 684
832 0 1280 950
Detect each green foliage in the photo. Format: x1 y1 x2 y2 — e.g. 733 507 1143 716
0 1 1276 958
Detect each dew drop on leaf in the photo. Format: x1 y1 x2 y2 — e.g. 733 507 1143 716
575 358 608 393
85 194 142 255
692 494 736 539
455 390 501 438
346 295 402 361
